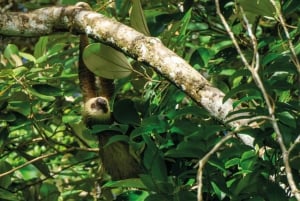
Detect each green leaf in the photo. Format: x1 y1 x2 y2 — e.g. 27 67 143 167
12 66 28 77
237 0 278 17
0 160 12 188
277 111 296 128
83 43 132 79
18 164 40 180
211 40 233 54
240 150 257 171
4 44 22 66
211 181 226 200
19 52 36 63
62 115 81 124
8 100 31 117
142 134 168 181
130 0 151 36
4 44 19 58
32 84 62 97
91 124 128 134
17 151 51 177
165 139 205 158
0 188 19 201
223 83 261 103
39 182 60 201
179 8 192 35
197 47 212 67
34 36 48 58
225 158 240 168
113 99 141 125
104 134 129 147
103 178 147 189
28 86 56 101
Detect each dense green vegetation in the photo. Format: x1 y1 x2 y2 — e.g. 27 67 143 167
0 0 299 200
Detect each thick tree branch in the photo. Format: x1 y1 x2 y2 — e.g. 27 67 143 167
0 4 254 146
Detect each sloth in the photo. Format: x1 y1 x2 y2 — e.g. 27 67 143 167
78 31 140 180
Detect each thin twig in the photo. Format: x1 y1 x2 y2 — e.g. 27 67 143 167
269 0 300 74
197 133 234 201
0 152 57 178
0 147 98 178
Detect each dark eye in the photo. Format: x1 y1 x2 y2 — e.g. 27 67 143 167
91 103 96 109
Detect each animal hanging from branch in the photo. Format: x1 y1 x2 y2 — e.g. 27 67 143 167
76 2 140 181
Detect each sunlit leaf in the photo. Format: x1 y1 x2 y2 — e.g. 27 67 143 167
34 36 48 58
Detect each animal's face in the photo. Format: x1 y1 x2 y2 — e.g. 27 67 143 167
83 97 111 124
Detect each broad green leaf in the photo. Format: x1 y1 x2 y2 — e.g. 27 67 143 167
103 178 147 189
19 52 36 63
142 134 168 181
197 47 212 67
104 134 129 147
18 164 40 180
131 0 150 36
62 115 81 124
4 44 19 58
165 139 206 158
211 40 233 54
36 54 48 64
240 150 257 171
40 183 60 201
277 111 296 128
0 126 9 150
0 188 18 201
17 151 51 177
262 52 281 66
211 181 226 200
223 83 261 103
179 8 192 35
225 158 240 168
91 124 129 134
0 161 12 188
47 43 66 55
34 36 48 58
113 99 141 126
237 0 278 17
28 87 56 101
4 44 22 66
12 66 28 77
8 100 31 117
130 115 169 140
32 84 62 97
83 43 132 79
208 158 226 172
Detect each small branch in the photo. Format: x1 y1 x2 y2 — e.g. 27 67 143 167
197 133 234 201
269 0 300 74
0 152 57 178
0 147 98 178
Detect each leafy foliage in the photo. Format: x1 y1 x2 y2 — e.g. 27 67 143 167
0 0 299 201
